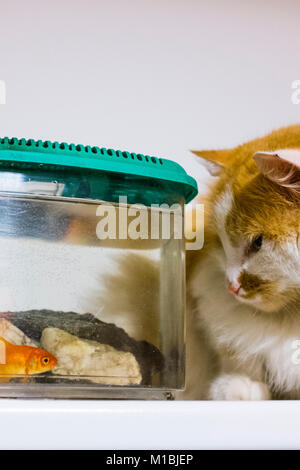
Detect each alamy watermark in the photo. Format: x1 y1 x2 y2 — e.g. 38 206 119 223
95 196 204 250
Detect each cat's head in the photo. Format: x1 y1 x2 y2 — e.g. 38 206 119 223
193 135 300 313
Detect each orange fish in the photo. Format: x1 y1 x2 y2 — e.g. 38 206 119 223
0 337 57 382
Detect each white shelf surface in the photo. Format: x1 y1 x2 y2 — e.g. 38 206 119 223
0 400 299 449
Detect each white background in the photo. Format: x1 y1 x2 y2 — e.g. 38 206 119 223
1 0 300 449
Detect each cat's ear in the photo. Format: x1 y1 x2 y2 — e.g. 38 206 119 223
254 149 300 191
190 149 231 176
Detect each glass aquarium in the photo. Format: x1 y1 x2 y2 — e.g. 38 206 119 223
0 138 197 399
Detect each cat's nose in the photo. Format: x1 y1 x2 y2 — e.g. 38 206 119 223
228 282 241 296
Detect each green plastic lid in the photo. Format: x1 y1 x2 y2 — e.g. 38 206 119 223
0 137 198 204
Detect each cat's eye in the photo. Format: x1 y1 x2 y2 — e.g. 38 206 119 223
249 235 263 253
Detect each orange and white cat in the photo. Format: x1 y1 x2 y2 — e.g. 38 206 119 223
185 124 300 400
98 124 300 400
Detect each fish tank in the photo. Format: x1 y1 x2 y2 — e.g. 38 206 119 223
0 137 197 400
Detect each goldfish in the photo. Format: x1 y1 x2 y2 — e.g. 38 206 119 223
0 337 57 382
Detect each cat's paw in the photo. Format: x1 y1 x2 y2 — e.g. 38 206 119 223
209 374 271 400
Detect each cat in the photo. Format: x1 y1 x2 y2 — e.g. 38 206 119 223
185 124 300 400
98 124 300 400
